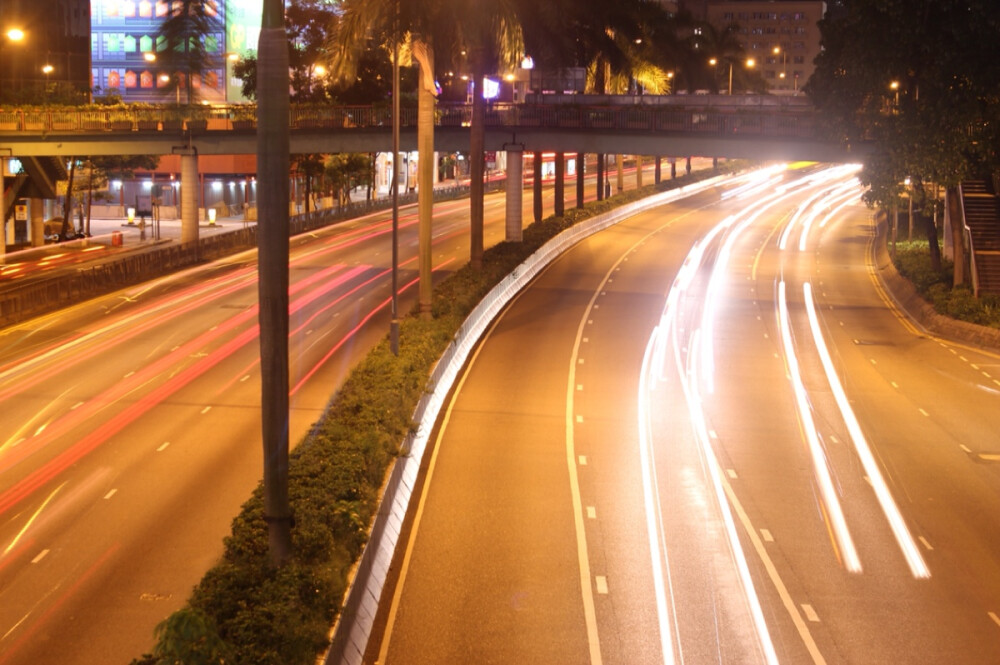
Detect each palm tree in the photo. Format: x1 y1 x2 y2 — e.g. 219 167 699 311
451 3 524 269
154 0 222 104
257 0 293 567
329 1 448 317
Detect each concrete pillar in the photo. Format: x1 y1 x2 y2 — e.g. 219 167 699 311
30 198 44 247
636 155 644 188
713 157 719 170
685 156 692 175
671 159 677 179
597 154 605 201
533 151 542 223
576 153 585 209
616 154 624 193
554 152 565 217
505 145 523 242
655 156 662 184
180 152 199 244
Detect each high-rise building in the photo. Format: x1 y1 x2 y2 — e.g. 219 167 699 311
706 1 826 92
89 0 262 103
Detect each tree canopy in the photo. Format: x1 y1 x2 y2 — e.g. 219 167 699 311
807 0 1000 208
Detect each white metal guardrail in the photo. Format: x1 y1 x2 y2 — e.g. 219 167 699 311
324 172 732 665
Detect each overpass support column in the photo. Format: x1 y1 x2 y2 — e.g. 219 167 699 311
685 156 692 175
616 154 624 193
180 152 199 245
554 152 565 217
636 155 644 189
576 153 585 209
30 198 44 247
505 144 523 242
655 156 662 184
597 154 605 201
670 158 677 179
532 152 543 223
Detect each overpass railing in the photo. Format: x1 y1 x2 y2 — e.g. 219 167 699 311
0 102 820 139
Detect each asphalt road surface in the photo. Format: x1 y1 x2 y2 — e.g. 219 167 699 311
0 159 679 665
373 164 1000 664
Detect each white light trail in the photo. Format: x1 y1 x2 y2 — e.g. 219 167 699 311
778 281 862 573
802 283 930 579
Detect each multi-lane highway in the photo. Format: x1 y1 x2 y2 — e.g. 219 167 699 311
373 164 1000 664
0 160 676 665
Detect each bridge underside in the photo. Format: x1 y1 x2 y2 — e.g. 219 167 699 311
1 127 865 164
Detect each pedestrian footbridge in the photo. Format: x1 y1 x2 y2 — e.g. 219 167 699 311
0 95 864 163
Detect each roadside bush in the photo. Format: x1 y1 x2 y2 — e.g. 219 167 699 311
892 240 1000 328
132 163 744 665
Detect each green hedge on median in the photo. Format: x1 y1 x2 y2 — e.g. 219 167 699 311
132 163 743 665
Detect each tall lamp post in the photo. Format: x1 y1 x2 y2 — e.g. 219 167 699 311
773 46 786 87
710 56 754 95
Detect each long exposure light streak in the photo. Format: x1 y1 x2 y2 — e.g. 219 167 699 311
802 282 930 578
777 281 862 572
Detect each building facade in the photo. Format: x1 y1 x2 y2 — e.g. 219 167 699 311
706 1 826 93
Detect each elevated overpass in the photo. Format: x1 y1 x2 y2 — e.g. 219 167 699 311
0 96 864 163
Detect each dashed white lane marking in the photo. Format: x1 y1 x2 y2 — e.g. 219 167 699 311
34 425 47 437
801 604 820 622
709 430 718 439
960 445 973 454
104 489 117 500
578 456 588 466
918 408 929 417
171 345 180 352
586 506 597 519
870 358 877 365
989 612 1000 629
918 536 933 551
201 406 212 414
727 468 738 479
240 375 250 382
576 415 584 423
761 529 774 542
577 384 583 391
124 371 135 378
583 337 589 343
578 358 585 365
959 356 968 362
156 442 170 452
32 549 50 564
11 438 24 448
891 381 899 389
829 434 840 444
972 364 981 370
595 576 609 594
71 401 84 410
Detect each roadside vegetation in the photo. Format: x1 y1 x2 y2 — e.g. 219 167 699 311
893 239 1000 328
131 164 743 665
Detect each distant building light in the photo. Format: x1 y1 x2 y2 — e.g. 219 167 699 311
520 56 534 70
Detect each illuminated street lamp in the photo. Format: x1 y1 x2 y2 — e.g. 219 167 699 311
42 63 53 89
5 27 24 42
773 45 787 84
711 56 755 95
